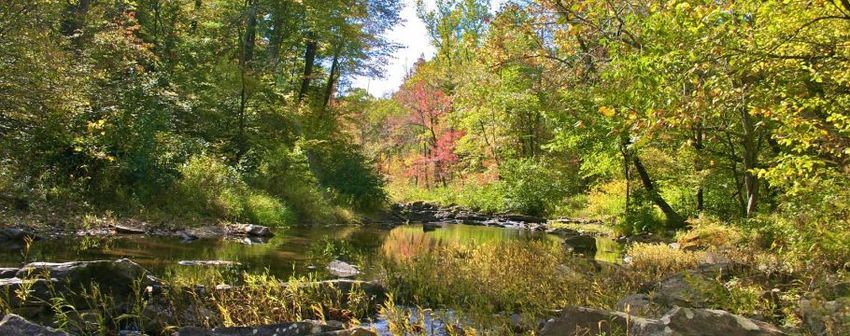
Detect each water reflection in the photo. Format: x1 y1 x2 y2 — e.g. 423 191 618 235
0 224 619 281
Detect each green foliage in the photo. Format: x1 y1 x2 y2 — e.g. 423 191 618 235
250 145 333 223
243 192 296 227
172 155 247 220
498 159 563 216
307 140 388 211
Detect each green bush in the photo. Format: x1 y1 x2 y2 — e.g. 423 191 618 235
305 140 387 211
252 145 334 222
243 192 296 227
172 155 246 219
498 158 564 216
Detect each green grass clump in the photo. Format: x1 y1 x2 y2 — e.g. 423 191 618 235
243 192 296 227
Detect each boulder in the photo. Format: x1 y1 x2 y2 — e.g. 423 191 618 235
639 263 749 309
563 235 597 255
0 314 69 336
231 224 273 237
0 277 54 308
171 321 377 336
179 231 199 242
799 298 850 336
186 226 228 239
177 260 242 267
661 307 786 336
171 320 342 336
14 259 160 308
540 306 786 336
616 293 663 317
327 260 360 278
0 227 36 242
0 228 37 250
305 280 387 304
539 306 664 336
0 267 18 278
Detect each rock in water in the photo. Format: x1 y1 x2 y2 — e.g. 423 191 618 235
109 223 146 234
178 260 242 267
327 260 360 278
14 259 160 309
563 235 597 255
0 267 18 278
232 224 273 237
0 314 69 336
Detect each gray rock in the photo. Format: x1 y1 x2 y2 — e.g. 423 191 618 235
799 298 850 336
185 226 227 239
178 260 242 267
662 307 786 336
0 314 69 336
0 267 18 278
179 231 199 242
327 260 360 278
231 224 273 237
171 320 341 336
0 228 36 241
547 227 581 237
109 223 147 234
540 306 785 336
499 213 547 223
617 293 663 317
539 306 664 336
0 277 54 309
170 321 377 336
640 263 749 309
15 259 159 308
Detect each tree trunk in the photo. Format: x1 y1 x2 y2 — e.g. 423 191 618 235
191 0 202 33
235 0 257 162
741 103 759 217
694 125 705 212
620 137 630 217
298 32 318 103
323 46 341 107
61 0 91 49
632 153 685 227
266 4 288 69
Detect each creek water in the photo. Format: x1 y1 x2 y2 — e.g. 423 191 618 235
0 223 622 282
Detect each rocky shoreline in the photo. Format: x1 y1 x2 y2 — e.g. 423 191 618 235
0 258 797 335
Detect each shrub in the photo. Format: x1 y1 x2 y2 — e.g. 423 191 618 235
676 218 744 251
243 192 295 227
304 140 387 211
172 155 246 219
626 243 706 279
252 145 334 222
584 179 627 220
498 158 564 216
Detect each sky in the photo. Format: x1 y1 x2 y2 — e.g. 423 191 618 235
351 0 503 98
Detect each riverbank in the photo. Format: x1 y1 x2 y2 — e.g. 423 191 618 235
2 204 849 335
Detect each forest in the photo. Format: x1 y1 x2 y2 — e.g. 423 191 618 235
1 0 850 335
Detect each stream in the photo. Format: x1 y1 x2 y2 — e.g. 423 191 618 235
0 223 622 282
